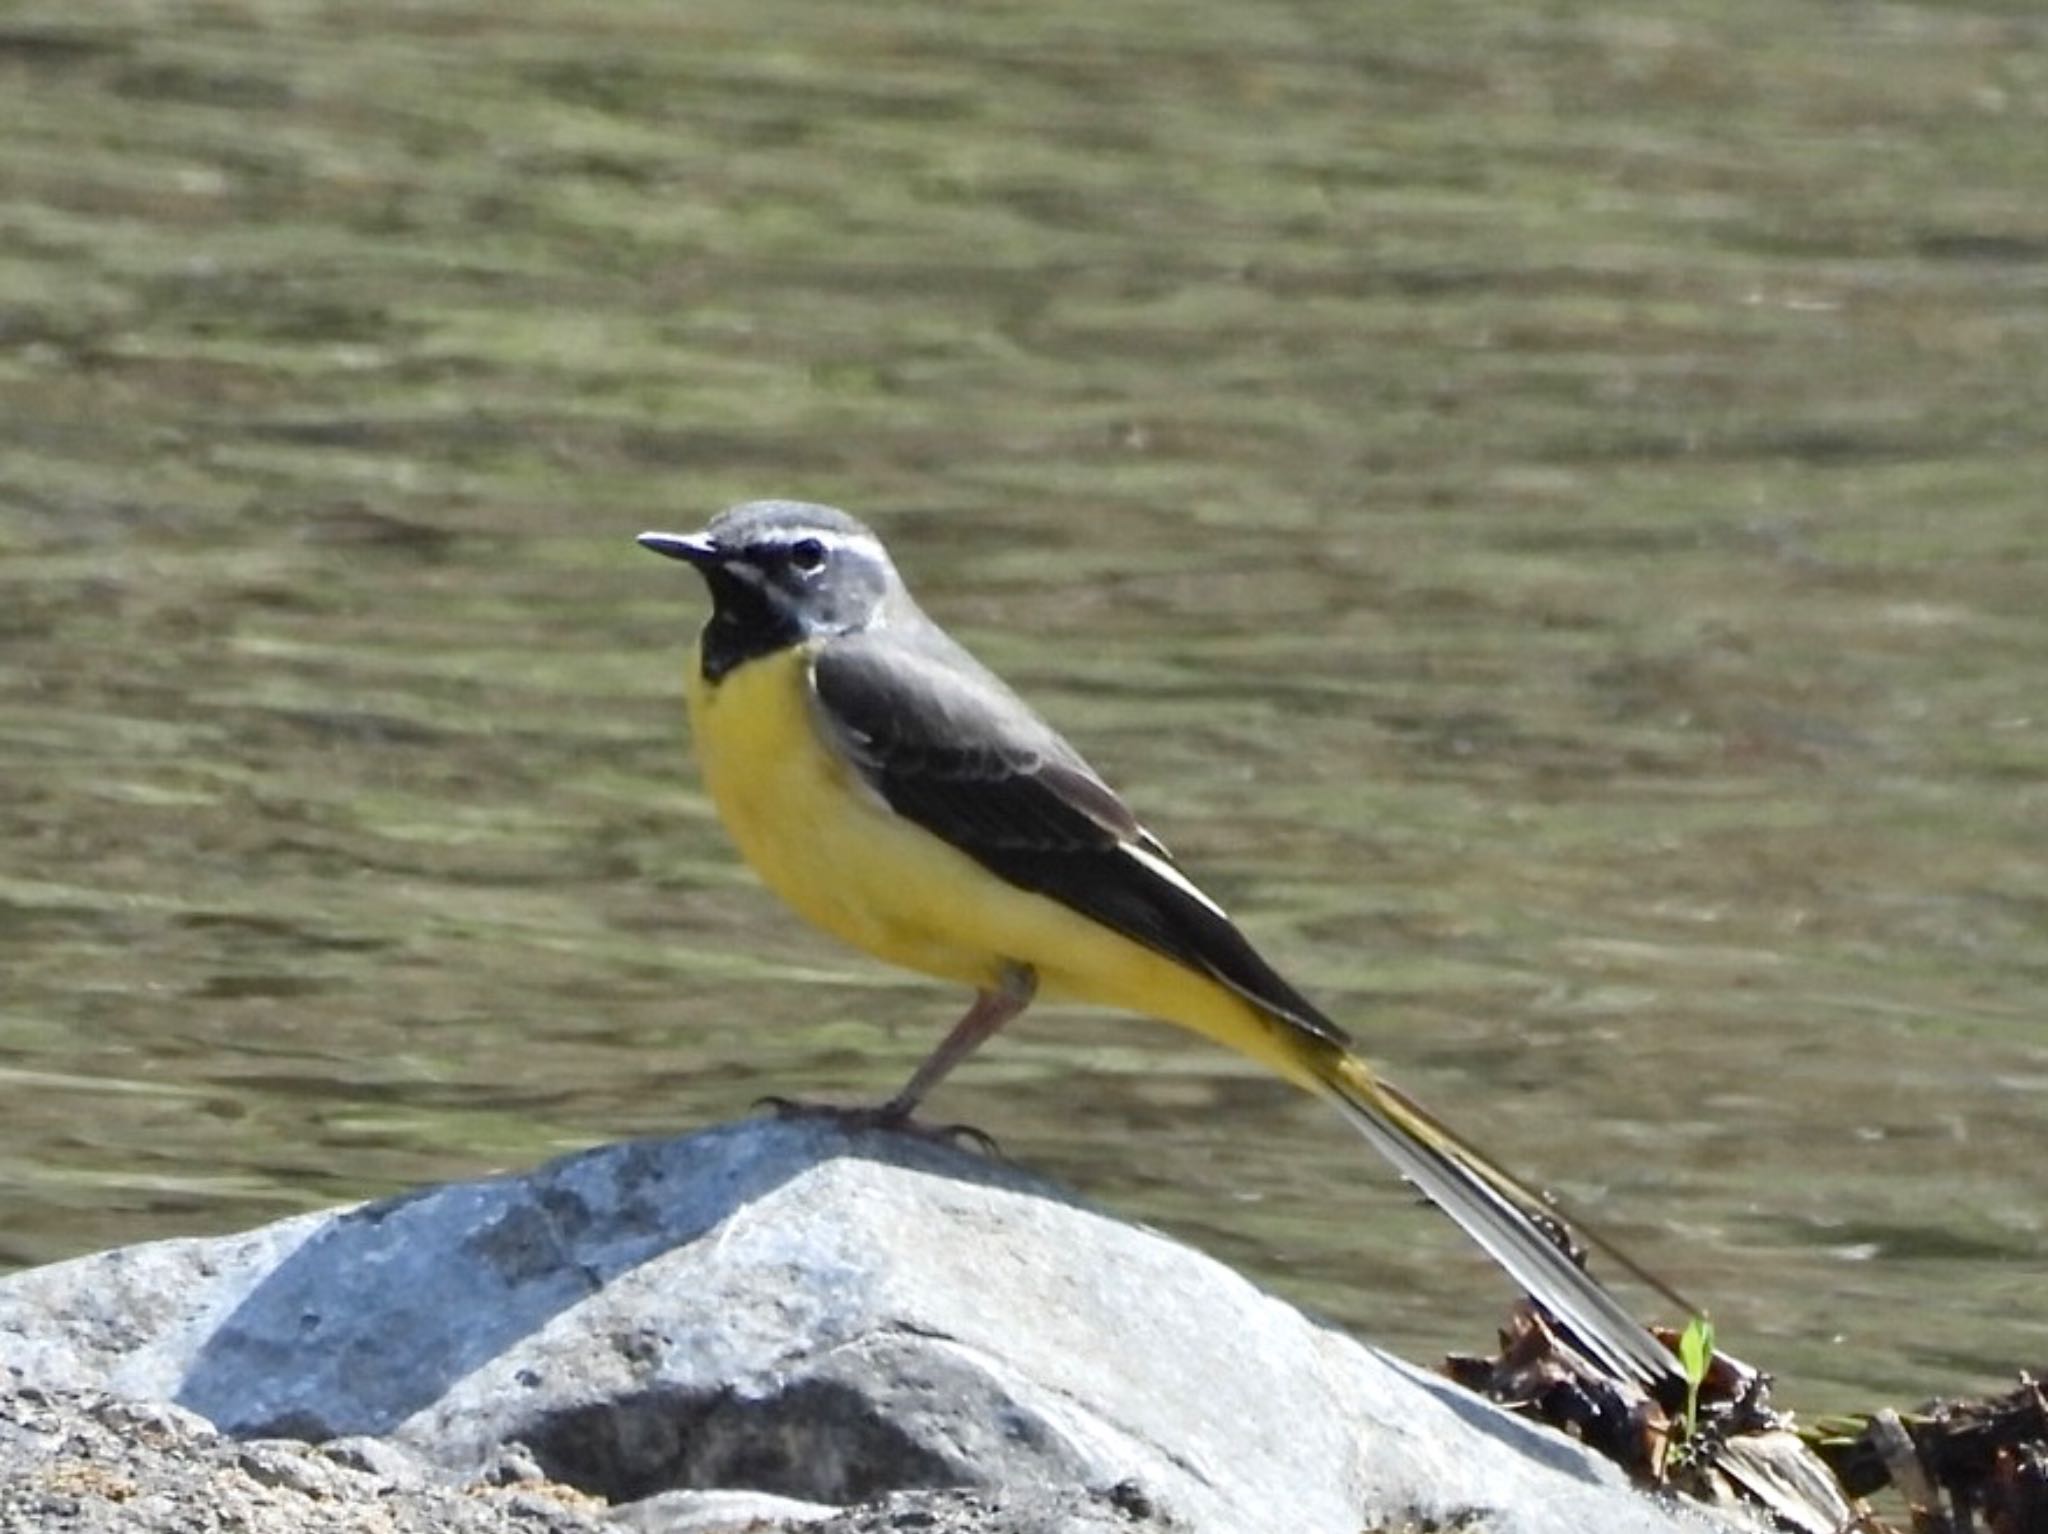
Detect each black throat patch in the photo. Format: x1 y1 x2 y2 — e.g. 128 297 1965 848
697 576 802 683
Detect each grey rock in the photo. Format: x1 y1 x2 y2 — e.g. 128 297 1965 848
317 1431 443 1485
233 1436 355 1498
0 1384 611 1534
603 1486 1170 1534
803 1487 1170 1534
0 1119 1733 1534
609 1487 840 1531
482 1440 553 1485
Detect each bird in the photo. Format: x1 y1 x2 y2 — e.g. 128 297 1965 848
638 499 1688 1393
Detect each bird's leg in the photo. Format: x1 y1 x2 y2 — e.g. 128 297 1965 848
756 964 1036 1148
877 962 1037 1121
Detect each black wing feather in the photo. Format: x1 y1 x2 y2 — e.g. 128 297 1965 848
812 630 1348 1048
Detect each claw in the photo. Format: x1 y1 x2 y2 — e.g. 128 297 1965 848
750 1095 1002 1156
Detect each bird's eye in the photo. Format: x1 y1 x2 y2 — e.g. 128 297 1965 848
788 537 827 573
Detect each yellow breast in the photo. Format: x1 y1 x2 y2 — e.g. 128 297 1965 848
682 638 1317 1087
685 639 1008 989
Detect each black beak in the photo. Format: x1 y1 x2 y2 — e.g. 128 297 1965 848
637 530 721 565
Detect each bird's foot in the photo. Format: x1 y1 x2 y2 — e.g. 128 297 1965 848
751 1095 1001 1156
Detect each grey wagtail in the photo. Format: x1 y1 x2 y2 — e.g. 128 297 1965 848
639 499 1687 1391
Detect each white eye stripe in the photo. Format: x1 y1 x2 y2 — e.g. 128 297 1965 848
752 528 887 564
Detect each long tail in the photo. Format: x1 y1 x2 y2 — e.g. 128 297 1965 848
1312 1048 1689 1393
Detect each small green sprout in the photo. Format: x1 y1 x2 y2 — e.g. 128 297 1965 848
1677 1313 1716 1441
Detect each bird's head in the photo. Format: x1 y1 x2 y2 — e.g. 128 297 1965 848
639 501 901 677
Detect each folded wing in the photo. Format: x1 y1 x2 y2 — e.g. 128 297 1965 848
811 630 1348 1049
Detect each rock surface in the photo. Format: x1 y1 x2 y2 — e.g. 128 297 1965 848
0 1119 1733 1533
0 1386 608 1534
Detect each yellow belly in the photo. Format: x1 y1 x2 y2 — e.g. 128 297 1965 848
683 641 1320 1088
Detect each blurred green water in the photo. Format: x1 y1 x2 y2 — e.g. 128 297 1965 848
1 0 2045 1415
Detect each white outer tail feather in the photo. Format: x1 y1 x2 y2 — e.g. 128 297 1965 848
1321 1072 1681 1392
